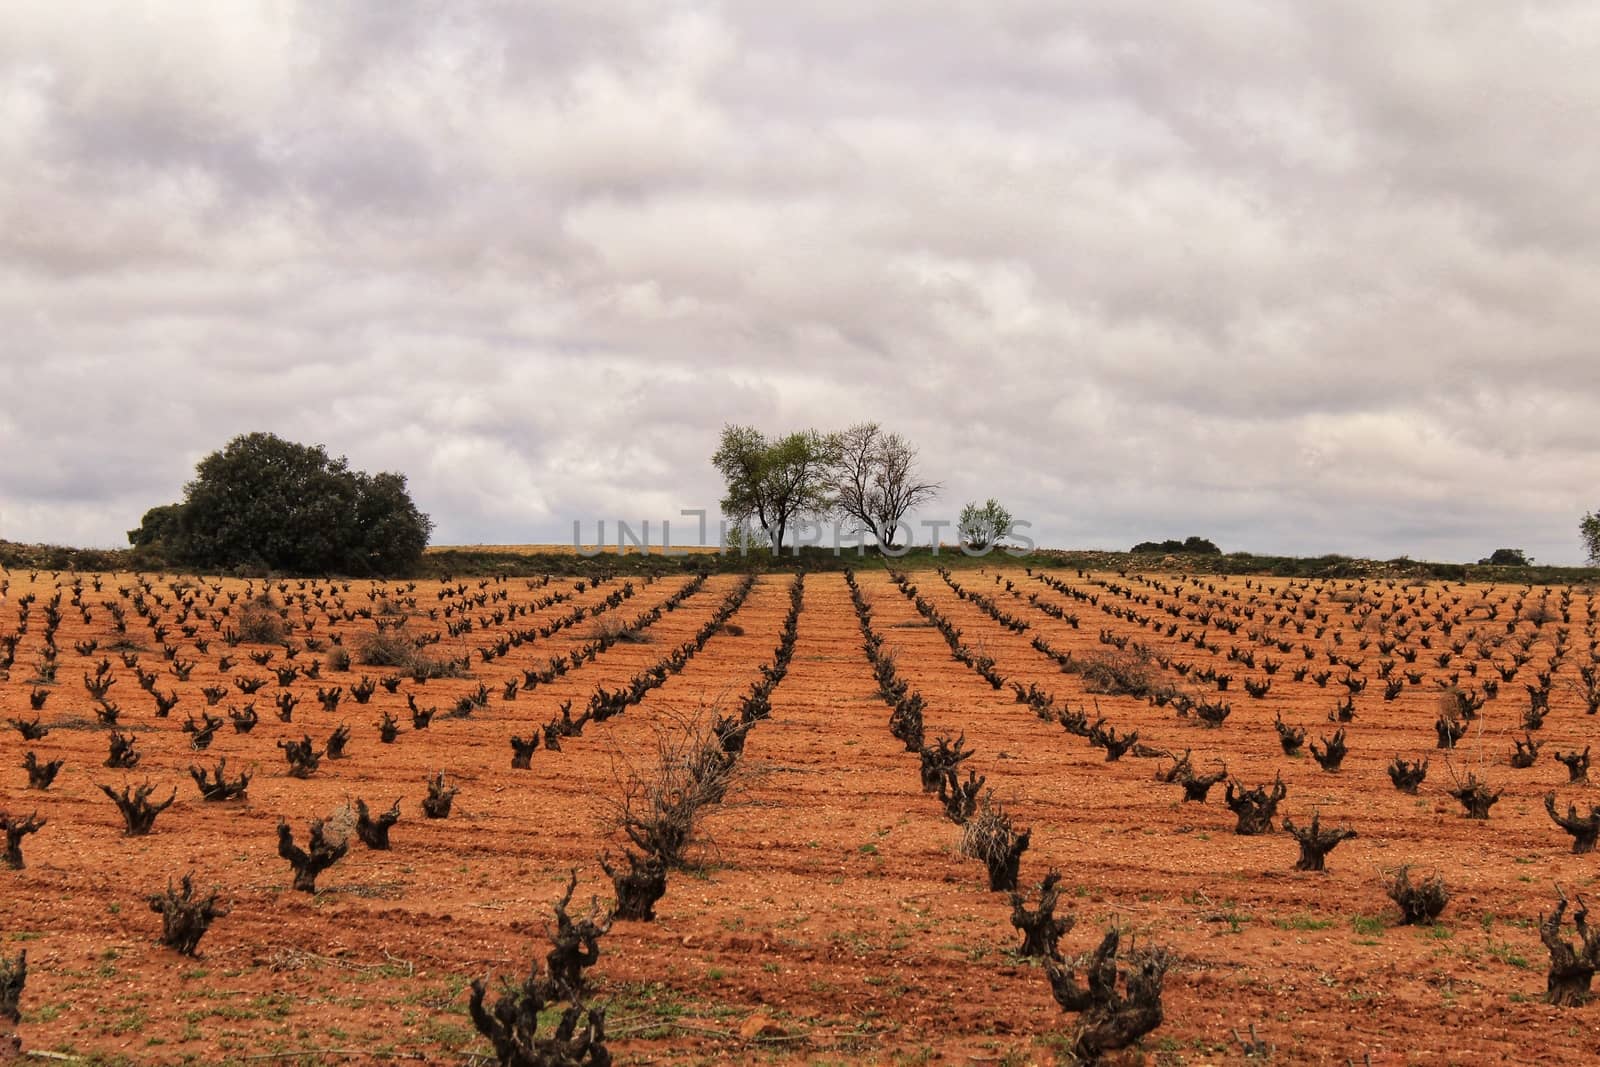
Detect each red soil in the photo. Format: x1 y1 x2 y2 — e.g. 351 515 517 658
1 566 1598 1065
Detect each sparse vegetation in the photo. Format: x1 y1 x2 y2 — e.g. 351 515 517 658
354 628 463 678
1080 649 1157 698
0 559 1596 1063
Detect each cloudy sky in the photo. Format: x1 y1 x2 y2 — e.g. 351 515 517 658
3 2 1598 564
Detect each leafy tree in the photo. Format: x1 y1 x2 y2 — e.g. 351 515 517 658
958 499 1014 552
1131 536 1221 555
1479 548 1532 566
1583 512 1600 565
129 432 432 575
834 423 939 550
127 503 183 548
349 470 433 573
712 425 839 548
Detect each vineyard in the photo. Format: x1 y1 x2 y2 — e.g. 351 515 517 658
2 563 1599 1064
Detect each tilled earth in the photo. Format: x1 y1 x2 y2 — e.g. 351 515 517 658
2 565 1599 1065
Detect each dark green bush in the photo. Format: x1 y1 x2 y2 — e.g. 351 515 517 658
1130 536 1220 555
128 432 431 576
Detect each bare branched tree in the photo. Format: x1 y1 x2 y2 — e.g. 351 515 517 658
834 423 939 549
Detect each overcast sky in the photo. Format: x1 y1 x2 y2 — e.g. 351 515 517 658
2 2 1598 564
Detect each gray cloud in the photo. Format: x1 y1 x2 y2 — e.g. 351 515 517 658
1 1 1597 563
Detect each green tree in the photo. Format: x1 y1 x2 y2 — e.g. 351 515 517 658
711 425 839 548
1583 512 1600 565
958 498 1013 552
1131 536 1221 555
351 470 434 574
129 432 432 575
1479 548 1531 566
127 503 183 548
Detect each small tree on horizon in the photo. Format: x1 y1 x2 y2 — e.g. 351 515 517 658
958 499 1013 551
1131 536 1221 555
1583 512 1600 565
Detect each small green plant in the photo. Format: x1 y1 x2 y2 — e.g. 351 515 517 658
1487 940 1529 968
1350 915 1385 936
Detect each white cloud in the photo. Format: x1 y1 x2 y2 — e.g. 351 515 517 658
1 1 1596 563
